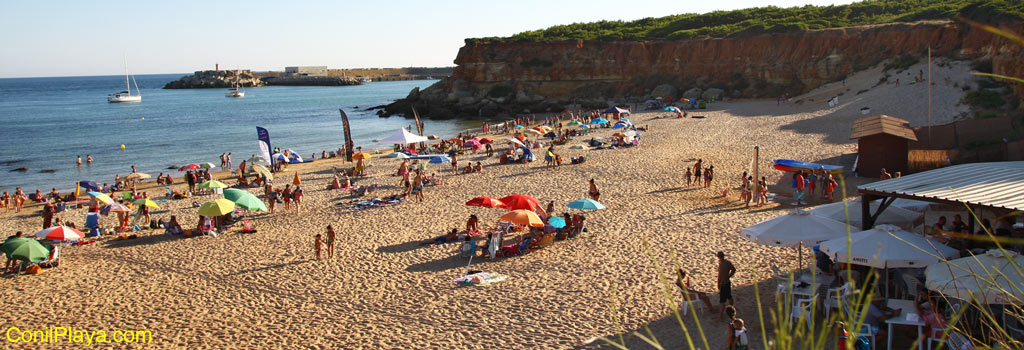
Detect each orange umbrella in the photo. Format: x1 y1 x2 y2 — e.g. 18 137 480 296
466 196 506 209
353 152 371 160
500 194 541 211
501 210 544 227
292 172 301 185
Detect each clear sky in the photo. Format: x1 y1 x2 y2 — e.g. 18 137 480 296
0 0 857 78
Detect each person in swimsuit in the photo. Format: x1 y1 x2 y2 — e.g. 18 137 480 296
282 185 292 211
412 171 424 202
694 159 703 184
314 233 323 260
450 154 458 173
399 160 410 182
717 251 736 317
466 215 479 232
292 185 303 213
588 179 600 201
704 165 714 188
685 168 693 187
326 225 336 259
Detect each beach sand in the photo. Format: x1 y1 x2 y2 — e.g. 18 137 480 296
0 60 976 349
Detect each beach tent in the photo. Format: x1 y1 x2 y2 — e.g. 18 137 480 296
603 107 630 115
925 249 1024 304
377 128 428 145
819 224 957 269
810 199 922 229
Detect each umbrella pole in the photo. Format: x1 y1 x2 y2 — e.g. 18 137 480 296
798 242 803 269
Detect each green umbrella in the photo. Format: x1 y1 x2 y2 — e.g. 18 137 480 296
223 189 268 212
201 162 217 169
197 198 236 217
1 239 49 262
198 180 228 189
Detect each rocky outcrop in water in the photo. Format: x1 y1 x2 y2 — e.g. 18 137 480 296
163 70 265 89
384 21 1024 119
261 76 362 86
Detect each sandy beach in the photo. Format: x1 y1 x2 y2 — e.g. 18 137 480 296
0 60 976 349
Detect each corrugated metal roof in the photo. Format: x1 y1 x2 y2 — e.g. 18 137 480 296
850 114 918 141
857 161 1024 211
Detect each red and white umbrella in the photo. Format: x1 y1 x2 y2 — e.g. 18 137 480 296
35 225 84 241
178 163 201 171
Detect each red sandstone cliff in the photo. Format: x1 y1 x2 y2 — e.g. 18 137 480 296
386 21 1024 118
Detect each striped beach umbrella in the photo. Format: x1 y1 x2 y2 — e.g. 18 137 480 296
35 225 84 241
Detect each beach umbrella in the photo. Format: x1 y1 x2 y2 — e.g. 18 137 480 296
501 210 545 228
100 202 130 216
567 199 606 210
514 125 525 129
198 180 228 189
525 129 543 135
0 239 49 262
925 249 1024 304
479 137 493 144
507 138 526 148
178 164 201 171
132 198 160 209
578 124 591 129
465 139 482 147
223 189 268 212
201 162 217 169
248 156 266 163
612 122 629 129
466 196 506 209
428 155 452 164
388 152 411 159
819 224 958 269
292 172 301 185
591 118 609 125
86 191 113 205
353 152 372 160
35 225 84 241
126 172 150 180
78 181 101 191
810 199 922 229
252 164 273 180
548 216 566 228
197 198 236 217
500 194 542 211
377 128 429 144
741 209 849 248
567 121 582 126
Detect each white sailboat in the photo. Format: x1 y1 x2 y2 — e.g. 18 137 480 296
108 55 142 103
226 70 245 98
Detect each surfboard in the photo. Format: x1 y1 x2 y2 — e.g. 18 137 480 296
772 159 844 174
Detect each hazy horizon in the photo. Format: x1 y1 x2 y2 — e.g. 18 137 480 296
1 0 856 78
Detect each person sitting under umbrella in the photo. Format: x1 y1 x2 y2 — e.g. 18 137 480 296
165 216 184 235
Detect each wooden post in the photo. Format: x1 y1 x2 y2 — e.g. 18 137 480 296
861 194 875 230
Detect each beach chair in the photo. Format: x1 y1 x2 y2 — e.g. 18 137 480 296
459 240 477 258
902 274 923 300
789 294 817 331
32 245 60 269
824 283 853 321
927 329 974 350
528 233 555 251
674 284 706 316
500 238 532 257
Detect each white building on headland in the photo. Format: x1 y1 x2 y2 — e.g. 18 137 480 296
284 66 328 77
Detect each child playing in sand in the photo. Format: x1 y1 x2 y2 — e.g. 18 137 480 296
314 233 323 260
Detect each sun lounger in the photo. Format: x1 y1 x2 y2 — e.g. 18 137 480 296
500 237 532 257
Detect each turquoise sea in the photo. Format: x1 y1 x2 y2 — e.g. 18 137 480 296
0 75 480 192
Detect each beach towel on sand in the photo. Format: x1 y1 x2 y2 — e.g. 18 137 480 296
453 272 509 287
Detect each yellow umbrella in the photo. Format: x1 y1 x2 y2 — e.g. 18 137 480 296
132 198 160 209
500 209 545 228
253 164 273 181
197 198 236 217
292 172 301 185
353 152 372 160
198 180 228 189
88 192 113 205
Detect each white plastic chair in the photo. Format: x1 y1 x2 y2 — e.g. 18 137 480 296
789 294 817 331
770 264 789 282
902 274 923 300
675 284 705 316
928 329 975 350
824 283 852 320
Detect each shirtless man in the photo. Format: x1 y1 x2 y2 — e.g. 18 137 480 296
411 171 425 202
717 251 737 318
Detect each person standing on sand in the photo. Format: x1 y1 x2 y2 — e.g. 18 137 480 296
588 179 600 201
412 171 424 202
266 187 277 213
14 187 25 213
282 185 292 211
704 165 714 188
693 159 703 185
794 172 806 206
1 192 9 212
685 167 693 187
326 225 336 259
717 251 736 316
724 305 738 345
314 233 323 260
292 185 303 213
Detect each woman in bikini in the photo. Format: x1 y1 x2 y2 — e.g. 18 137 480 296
588 179 600 201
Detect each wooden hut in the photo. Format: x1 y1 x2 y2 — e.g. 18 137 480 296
851 115 918 177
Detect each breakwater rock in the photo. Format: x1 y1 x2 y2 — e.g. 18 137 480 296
163 70 265 89
261 76 362 86
384 21 1024 119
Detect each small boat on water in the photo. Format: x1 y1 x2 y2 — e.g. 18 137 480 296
226 71 245 97
108 55 142 103
360 77 372 83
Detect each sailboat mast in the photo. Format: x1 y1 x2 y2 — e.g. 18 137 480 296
123 53 130 94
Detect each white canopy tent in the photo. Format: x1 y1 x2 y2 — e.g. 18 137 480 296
811 199 922 229
926 249 1024 305
377 128 428 145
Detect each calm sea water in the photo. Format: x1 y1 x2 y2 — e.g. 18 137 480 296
0 75 481 192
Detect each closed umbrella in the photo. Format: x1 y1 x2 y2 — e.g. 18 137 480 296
223 188 268 212
500 194 541 211
926 249 1024 305
197 198 236 217
35 226 84 241
567 199 606 210
197 180 228 189
501 210 544 227
466 196 506 208
0 239 49 262
132 198 160 209
292 172 301 185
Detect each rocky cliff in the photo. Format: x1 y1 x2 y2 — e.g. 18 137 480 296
385 21 1024 119
163 70 265 89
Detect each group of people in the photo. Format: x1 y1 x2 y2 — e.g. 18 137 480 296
674 251 744 348
792 166 838 206
685 159 715 188
0 188 27 213
264 184 303 213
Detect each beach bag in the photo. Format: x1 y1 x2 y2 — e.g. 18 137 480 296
25 265 42 274
855 336 870 350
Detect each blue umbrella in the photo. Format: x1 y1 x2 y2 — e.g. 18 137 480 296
514 125 525 129
591 118 609 125
568 199 606 210
78 181 100 191
619 118 631 123
578 124 591 129
548 216 566 228
612 123 628 129
428 155 452 164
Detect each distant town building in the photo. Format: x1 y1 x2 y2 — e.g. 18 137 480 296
284 66 328 77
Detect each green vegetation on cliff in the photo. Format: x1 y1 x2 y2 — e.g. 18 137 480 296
472 0 1023 43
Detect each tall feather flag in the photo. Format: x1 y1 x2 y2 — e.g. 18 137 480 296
339 109 354 162
412 106 425 148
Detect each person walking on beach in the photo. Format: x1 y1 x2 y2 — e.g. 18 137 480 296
704 165 714 188
717 251 736 317
693 159 703 185
412 171 425 202
793 172 806 206
314 233 323 260
282 185 292 211
292 185 304 213
588 179 600 201
326 225 336 259
724 305 738 345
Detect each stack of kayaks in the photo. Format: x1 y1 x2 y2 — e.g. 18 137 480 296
772 159 843 174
